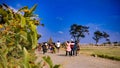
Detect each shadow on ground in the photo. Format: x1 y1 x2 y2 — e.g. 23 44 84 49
57 54 66 56
57 54 72 57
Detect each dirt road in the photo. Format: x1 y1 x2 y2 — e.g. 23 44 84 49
35 50 120 68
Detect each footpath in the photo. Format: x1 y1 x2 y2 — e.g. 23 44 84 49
35 50 120 68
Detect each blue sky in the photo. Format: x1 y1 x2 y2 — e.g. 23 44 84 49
0 0 120 43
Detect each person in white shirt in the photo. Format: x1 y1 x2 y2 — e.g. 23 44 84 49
56 41 61 53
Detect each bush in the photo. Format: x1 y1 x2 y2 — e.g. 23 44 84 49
0 4 60 68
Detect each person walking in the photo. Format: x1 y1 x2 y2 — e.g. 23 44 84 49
66 41 71 56
73 41 78 56
42 42 47 54
56 41 61 53
70 41 75 56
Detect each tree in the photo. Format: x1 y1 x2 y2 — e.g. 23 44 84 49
103 31 110 42
48 37 53 44
93 30 110 46
93 30 103 46
69 24 89 43
113 41 118 46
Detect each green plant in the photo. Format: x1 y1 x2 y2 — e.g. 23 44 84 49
0 3 40 68
42 56 61 68
0 4 61 68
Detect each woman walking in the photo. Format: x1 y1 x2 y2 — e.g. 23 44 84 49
42 42 47 54
66 41 71 56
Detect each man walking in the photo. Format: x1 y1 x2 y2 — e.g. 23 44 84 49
56 41 61 53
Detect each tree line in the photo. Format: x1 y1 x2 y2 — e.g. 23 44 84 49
69 24 110 46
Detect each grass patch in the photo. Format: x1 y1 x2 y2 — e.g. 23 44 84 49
80 46 120 61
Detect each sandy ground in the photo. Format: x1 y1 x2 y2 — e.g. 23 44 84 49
35 50 120 68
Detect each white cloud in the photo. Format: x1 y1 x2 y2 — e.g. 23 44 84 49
86 23 106 31
56 16 63 21
58 31 63 34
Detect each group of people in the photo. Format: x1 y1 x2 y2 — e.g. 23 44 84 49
36 41 61 54
36 40 80 56
65 40 80 56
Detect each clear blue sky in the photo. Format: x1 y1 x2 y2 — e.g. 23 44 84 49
0 0 120 43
